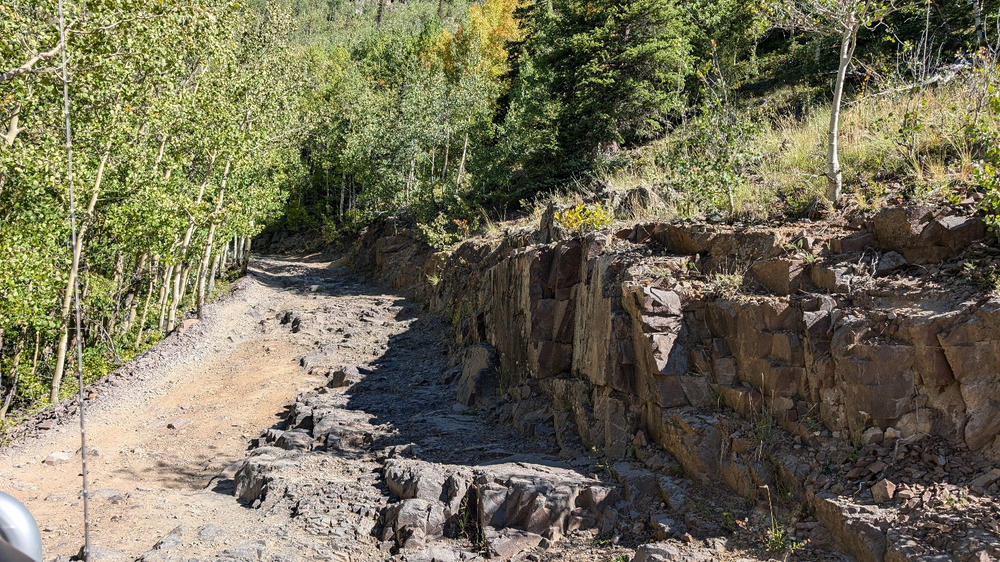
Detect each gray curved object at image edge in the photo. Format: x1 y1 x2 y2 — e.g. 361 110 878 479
0 492 42 562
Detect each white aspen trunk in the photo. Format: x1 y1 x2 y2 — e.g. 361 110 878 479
157 262 174 333
242 236 251 274
29 329 40 380
135 255 158 347
220 239 230 273
155 134 168 169
197 161 230 318
826 26 857 204
971 0 985 45
194 249 211 319
108 252 125 335
457 131 469 186
51 142 111 403
339 172 346 219
122 253 148 333
0 330 26 419
407 155 415 201
167 264 182 332
324 167 330 208
168 152 216 332
176 260 195 312
208 252 221 297
441 132 450 181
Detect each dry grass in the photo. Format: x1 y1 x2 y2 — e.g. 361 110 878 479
598 62 999 220
757 66 999 212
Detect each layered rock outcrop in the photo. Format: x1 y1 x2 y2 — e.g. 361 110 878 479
357 204 1000 561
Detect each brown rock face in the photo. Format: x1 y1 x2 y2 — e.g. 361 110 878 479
358 207 1000 561
939 300 1000 452
872 206 985 263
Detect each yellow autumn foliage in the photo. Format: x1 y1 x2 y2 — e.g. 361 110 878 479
424 0 523 82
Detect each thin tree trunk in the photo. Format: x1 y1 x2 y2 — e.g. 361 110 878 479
176 260 195 316
457 131 469 186
51 141 112 403
168 152 217 331
441 132 450 181
407 155 415 201
826 26 857 204
122 253 148 334
29 329 40 381
194 249 211 320
220 239 230 274
157 262 174 333
241 236 251 274
208 252 221 297
339 171 346 219
135 255 158 348
972 0 985 46
108 252 125 335
197 160 230 318
155 133 168 170
376 0 387 26
0 329 26 419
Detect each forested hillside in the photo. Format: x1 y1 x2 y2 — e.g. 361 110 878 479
2 0 999 420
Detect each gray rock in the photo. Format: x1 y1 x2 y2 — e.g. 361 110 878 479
90 488 127 504
327 366 361 388
875 251 907 276
649 513 680 540
385 498 447 541
632 541 714 562
216 540 267 561
198 524 225 542
43 451 72 465
456 344 498 407
151 525 188 550
274 429 312 451
75 544 127 561
166 418 192 430
487 528 543 559
403 545 479 562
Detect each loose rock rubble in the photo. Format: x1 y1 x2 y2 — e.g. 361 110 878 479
130 257 836 561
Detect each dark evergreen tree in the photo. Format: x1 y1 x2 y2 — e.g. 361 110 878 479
535 0 693 168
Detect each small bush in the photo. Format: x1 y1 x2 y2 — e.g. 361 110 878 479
706 272 743 298
418 213 476 250
976 162 1000 243
554 203 613 232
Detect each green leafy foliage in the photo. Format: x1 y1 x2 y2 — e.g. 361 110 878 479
0 0 310 416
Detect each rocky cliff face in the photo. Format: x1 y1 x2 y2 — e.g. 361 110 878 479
356 205 1000 561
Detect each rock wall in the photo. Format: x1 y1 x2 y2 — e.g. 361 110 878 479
356 204 1000 561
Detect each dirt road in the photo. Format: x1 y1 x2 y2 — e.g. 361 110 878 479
0 256 418 559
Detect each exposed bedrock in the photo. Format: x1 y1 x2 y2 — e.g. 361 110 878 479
357 204 1000 561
